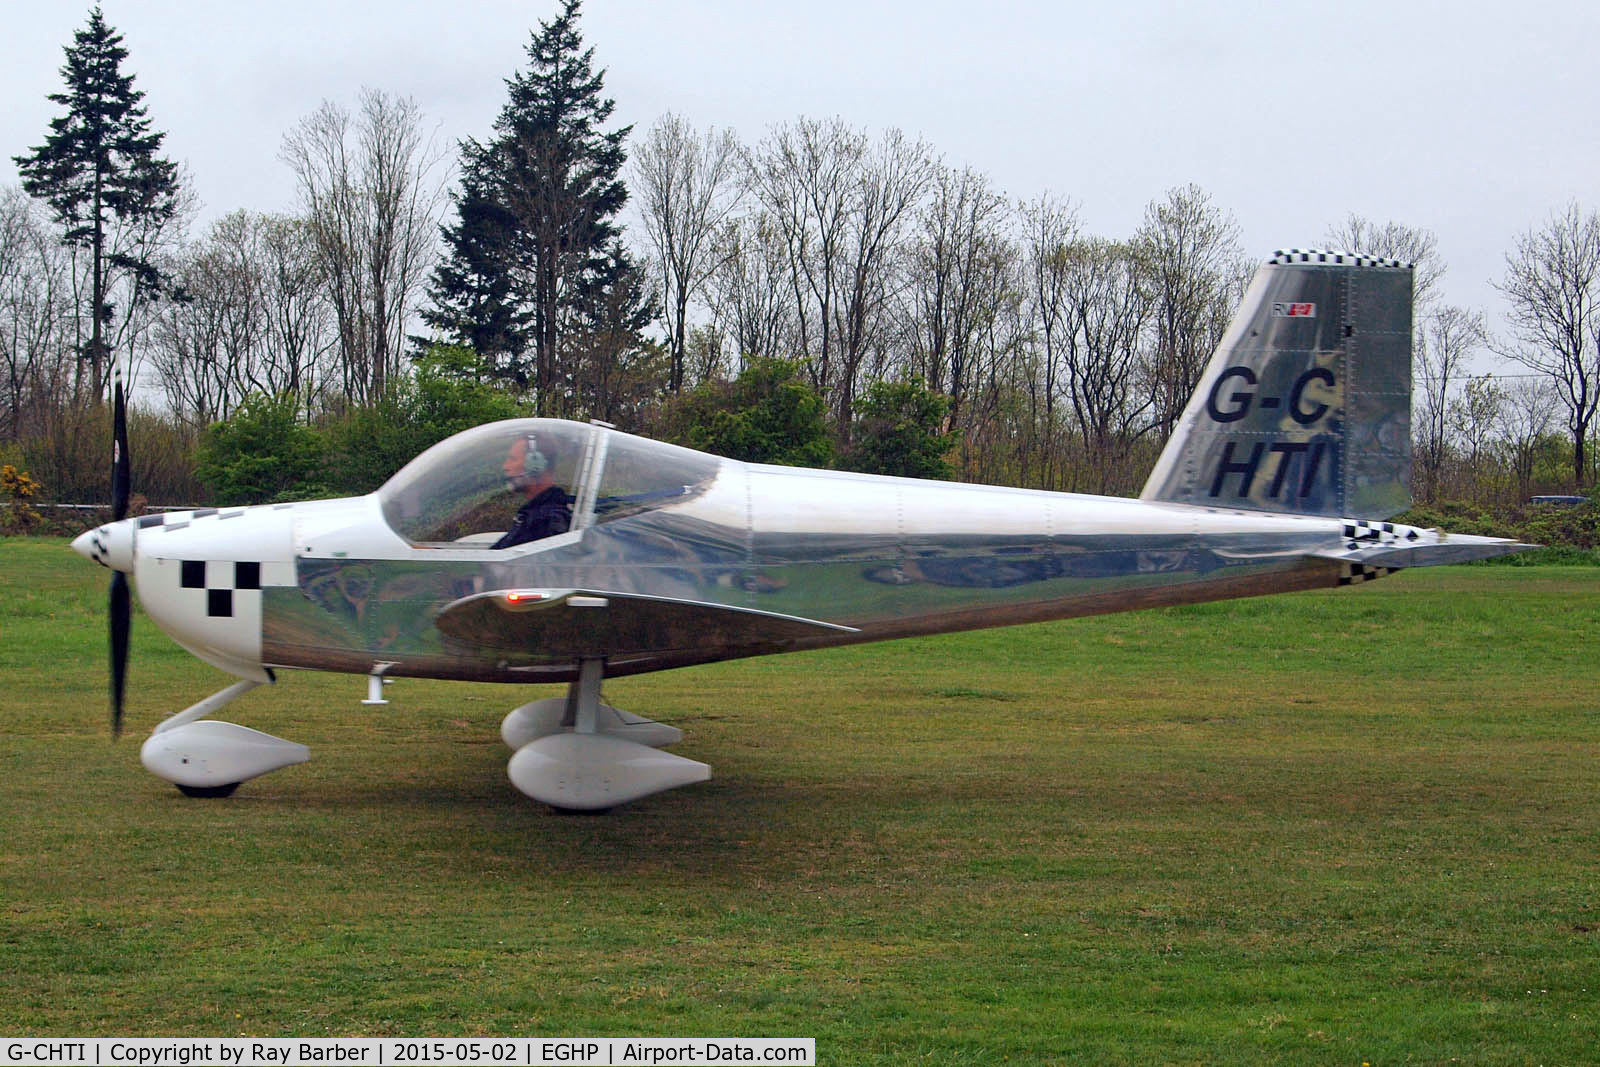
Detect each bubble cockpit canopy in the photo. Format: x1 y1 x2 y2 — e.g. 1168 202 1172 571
377 419 721 547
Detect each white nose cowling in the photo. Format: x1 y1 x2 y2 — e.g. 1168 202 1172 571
71 519 135 573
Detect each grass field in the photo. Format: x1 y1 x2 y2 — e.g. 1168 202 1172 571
1 536 1597 1064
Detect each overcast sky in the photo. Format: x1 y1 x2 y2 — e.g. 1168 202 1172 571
5 0 1598 362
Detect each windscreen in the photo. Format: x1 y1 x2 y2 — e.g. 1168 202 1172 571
592 430 721 525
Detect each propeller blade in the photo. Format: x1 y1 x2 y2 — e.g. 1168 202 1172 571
110 368 131 737
112 373 129 522
110 571 129 738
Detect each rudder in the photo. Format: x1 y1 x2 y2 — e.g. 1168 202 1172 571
1140 249 1413 519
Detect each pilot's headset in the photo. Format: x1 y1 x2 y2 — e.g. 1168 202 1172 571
507 432 552 490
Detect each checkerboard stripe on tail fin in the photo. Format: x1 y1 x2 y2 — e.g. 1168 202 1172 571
1141 250 1413 519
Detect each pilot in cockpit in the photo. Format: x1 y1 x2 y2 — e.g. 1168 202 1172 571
492 433 573 550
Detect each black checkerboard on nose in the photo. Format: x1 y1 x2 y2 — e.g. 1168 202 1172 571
179 559 263 617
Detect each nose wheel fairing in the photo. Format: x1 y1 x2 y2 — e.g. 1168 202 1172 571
141 720 309 792
138 679 308 796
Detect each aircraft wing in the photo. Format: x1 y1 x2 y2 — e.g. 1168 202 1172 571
433 587 859 659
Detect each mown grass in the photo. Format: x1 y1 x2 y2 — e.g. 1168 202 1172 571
1 536 1597 1064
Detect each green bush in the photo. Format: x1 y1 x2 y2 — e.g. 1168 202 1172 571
194 394 330 505
324 346 529 494
842 378 955 480
1393 500 1506 538
659 357 834 467
1514 492 1600 549
1398 492 1600 556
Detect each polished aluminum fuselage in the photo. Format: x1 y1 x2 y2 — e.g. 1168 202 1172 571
261 460 1349 683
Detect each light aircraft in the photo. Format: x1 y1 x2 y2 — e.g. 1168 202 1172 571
72 250 1531 810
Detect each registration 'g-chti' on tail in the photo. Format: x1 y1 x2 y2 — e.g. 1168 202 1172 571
1141 248 1528 570
1143 248 1415 518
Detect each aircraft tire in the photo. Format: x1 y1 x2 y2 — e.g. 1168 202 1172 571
176 782 241 798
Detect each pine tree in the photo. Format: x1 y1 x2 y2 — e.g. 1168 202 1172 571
14 6 181 403
425 0 654 416
420 140 533 386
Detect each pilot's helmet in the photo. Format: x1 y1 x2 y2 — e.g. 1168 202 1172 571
506 432 554 490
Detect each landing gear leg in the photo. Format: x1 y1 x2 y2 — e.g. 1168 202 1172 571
551 658 610 814
569 656 604 735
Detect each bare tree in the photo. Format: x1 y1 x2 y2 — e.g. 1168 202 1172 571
257 214 335 412
0 188 77 439
829 128 932 433
1136 184 1243 439
631 114 744 393
151 212 265 425
955 276 1029 484
1495 204 1600 486
149 248 236 426
750 118 867 397
150 211 335 426
901 164 1012 429
1497 376 1558 500
1449 373 1504 475
705 214 797 369
1323 213 1445 309
281 88 446 404
1413 305 1487 500
1058 238 1156 492
1019 193 1082 488
681 323 730 385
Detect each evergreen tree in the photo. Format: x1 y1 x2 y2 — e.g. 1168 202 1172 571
14 6 181 403
425 0 653 415
419 141 532 385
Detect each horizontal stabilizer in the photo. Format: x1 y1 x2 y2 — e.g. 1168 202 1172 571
434 587 857 658
1308 521 1535 568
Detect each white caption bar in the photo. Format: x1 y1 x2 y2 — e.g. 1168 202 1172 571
1 1039 815 1067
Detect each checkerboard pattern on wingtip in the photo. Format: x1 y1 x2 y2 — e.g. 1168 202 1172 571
1338 563 1392 586
1341 520 1422 550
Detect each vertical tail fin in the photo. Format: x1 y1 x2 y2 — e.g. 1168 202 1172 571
1140 249 1414 519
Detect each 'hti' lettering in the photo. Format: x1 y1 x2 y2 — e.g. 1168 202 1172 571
1208 440 1330 499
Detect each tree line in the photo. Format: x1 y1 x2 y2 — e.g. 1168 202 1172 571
2 2 1598 528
